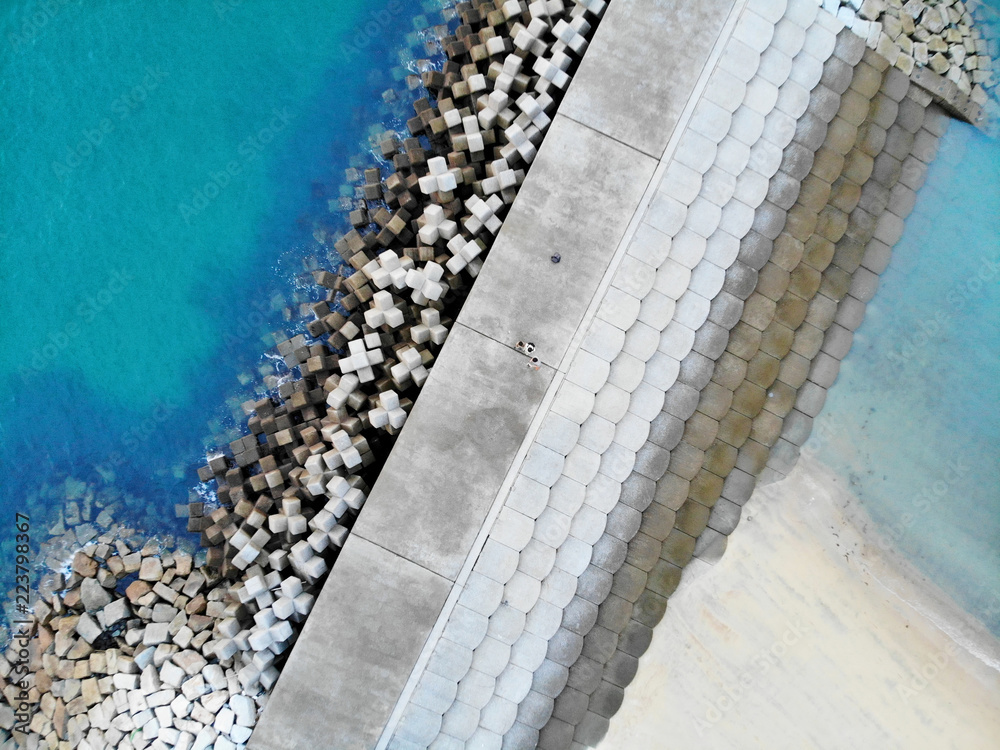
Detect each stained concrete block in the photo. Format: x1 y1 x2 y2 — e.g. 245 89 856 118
565 656 604 696
581 625 620 664
517 690 556 729
573 712 611 747
707 497 742 535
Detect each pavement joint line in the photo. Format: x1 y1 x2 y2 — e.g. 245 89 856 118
376 322 562 750
377 3 750 744
351 529 453 584
557 0 749 375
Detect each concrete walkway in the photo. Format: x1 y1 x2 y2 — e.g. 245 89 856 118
250 0 742 747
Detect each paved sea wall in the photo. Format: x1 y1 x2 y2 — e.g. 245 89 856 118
1 0 993 749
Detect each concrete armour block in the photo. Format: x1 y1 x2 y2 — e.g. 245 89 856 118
430 734 464 750
517 690 555 730
573 712 611 747
603 650 640 690
737 230 773 271
921 105 949 137
480 695 518 735
849 266 880 302
581 625 619 665
566 656 604 696
750 201 788 241
882 66 910 102
721 467 756 505
537 717 575 750
495 664 533 705
395 704 443 746
532 659 570 699
633 443 672 481
552 686 590 726
707 496 742 535
604 503 642 542
822 323 854 359
441 699 481 741
588 680 626 720
832 28 865 65
820 56 853 94
562 597 600 637
796 381 829 418
765 170 802 211
619 473 656 511
547 628 585 667
631 590 669 628
766 437 801 476
590 535 628 573
502 722 539 750
781 409 814 446
809 352 842 388
609 562 648 603
516 689 555 729
677 351 715 390
693 527 729 563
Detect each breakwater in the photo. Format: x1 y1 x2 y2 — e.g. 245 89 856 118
1 0 996 749
0 1 610 748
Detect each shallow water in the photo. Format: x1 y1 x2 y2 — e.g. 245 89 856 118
0 0 437 589
809 118 1000 636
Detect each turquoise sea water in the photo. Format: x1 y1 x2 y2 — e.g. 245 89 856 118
0 0 435 582
810 117 1000 635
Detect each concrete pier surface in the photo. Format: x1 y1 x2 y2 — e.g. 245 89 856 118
249 0 998 747
597 456 1000 750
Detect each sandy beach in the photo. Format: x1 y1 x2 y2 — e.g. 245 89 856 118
598 455 1000 750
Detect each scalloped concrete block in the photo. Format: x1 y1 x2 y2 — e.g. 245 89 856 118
440 699 481 741
495 663 533 705
516 689 554 730
476 539 520 585
582 473 621 515
502 722 538 750
707 497 742 535
471 635 513 678
576 565 614 604
443 607 490 659
552 381 597 425
460 572 506 617
661 159 703 204
628 222 672 268
590 535 628 574
566 349 612 395
556 536 596 577
510 631 549 673
535 413 583 458
518 538 558 581
562 596 600 637
546 628 585 667
532 659 571 699
574 712 611 747
503 573 542 616
538 568 579 611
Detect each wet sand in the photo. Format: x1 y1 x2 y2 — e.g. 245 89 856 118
598 456 1000 750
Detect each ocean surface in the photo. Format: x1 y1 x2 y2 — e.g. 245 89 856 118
0 0 439 597
809 116 1000 636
